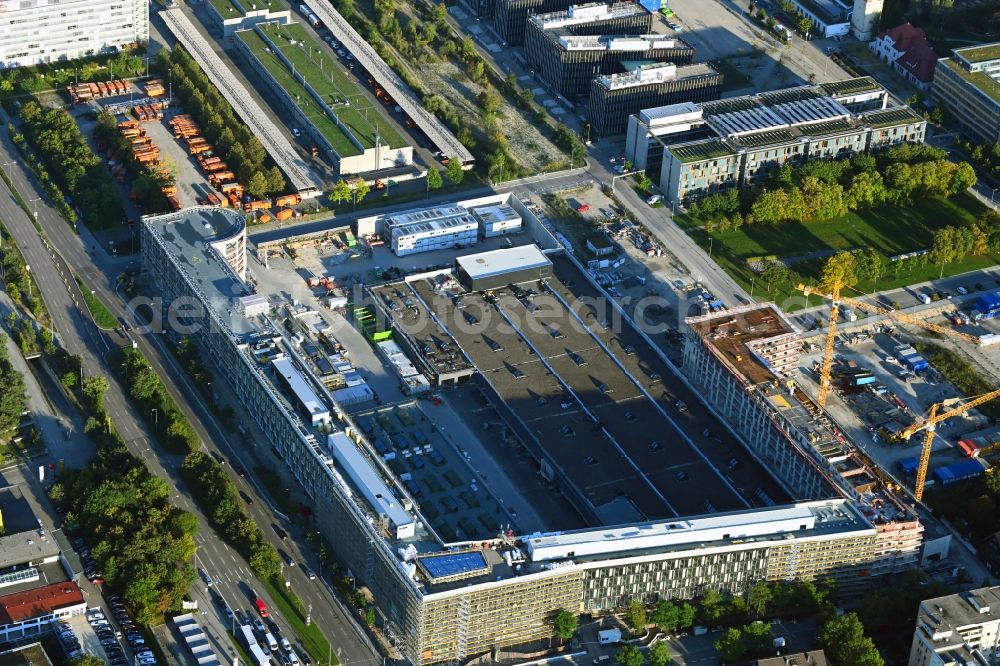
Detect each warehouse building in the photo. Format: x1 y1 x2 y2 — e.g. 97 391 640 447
454 244 553 290
0 0 147 69
386 205 480 256
931 42 1000 144
524 3 693 100
589 62 722 137
143 206 927 665
625 79 925 202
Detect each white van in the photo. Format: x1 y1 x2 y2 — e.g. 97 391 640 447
646 194 662 205
264 632 279 651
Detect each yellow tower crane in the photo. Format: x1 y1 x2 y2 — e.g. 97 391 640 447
899 389 1000 501
798 283 987 410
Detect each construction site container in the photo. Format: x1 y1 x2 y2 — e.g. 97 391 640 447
972 293 1000 321
932 459 989 486
898 457 919 475
276 208 293 221
203 161 228 173
275 193 301 208
206 193 221 206
210 171 235 184
145 79 166 97
220 182 243 194
958 439 981 458
902 355 929 372
189 143 212 155
259 213 273 223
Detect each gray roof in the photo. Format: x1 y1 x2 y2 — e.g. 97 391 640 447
0 529 61 569
144 207 260 337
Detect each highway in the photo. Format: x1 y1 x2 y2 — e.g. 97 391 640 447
0 111 380 666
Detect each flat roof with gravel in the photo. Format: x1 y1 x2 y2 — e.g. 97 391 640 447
409 260 760 522
670 139 736 164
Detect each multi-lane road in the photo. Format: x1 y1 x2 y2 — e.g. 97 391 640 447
0 110 379 666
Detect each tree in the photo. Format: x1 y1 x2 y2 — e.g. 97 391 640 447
699 589 725 624
352 179 371 205
818 251 858 292
636 172 653 193
819 613 884 666
854 248 886 283
652 600 679 633
742 621 773 654
930 226 960 276
648 641 670 666
426 168 443 190
70 655 108 666
615 645 644 666
746 582 772 617
552 609 578 641
331 179 352 205
266 166 286 194
82 375 109 414
759 261 789 293
714 628 745 662
626 600 648 633
247 171 269 199
446 158 464 186
677 603 697 631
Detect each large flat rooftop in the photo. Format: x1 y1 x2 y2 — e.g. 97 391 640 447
417 499 872 594
954 42 1000 64
940 57 1000 105
396 254 788 525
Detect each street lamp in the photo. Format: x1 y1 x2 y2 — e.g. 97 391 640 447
2 160 16 182
28 197 41 219
708 236 714 258
990 186 999 205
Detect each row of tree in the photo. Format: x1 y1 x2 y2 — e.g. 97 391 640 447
51 416 199 624
690 144 977 227
930 218 1000 274
0 49 146 97
0 333 27 448
180 451 283 580
119 347 200 453
14 101 124 228
156 48 287 199
0 226 45 316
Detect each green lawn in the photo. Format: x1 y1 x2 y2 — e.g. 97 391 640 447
209 0 243 19
253 23 405 150
262 578 337 664
75 276 118 328
682 192 996 308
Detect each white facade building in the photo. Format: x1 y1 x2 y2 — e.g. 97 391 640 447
471 204 522 238
0 0 148 69
387 205 479 256
909 586 1000 666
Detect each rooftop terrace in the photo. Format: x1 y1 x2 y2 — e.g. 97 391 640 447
820 76 881 96
941 57 1000 105
954 42 1000 64
670 139 736 164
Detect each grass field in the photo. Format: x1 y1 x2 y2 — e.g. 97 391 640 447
75 276 118 329
254 23 405 151
682 192 997 308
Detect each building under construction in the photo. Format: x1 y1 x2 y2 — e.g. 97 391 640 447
682 304 924 590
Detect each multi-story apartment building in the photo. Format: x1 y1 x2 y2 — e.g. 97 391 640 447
625 79 925 202
0 0 148 68
682 304 924 592
909 586 1000 666
143 207 928 665
931 43 1000 144
524 3 693 100
589 62 721 137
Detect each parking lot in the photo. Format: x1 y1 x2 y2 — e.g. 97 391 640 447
354 401 517 542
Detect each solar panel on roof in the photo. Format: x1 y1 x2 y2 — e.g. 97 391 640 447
418 551 489 579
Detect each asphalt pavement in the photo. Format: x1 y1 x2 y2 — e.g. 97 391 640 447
0 109 379 666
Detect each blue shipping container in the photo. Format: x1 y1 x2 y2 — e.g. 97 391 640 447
898 457 919 474
973 292 1000 315
932 459 988 485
